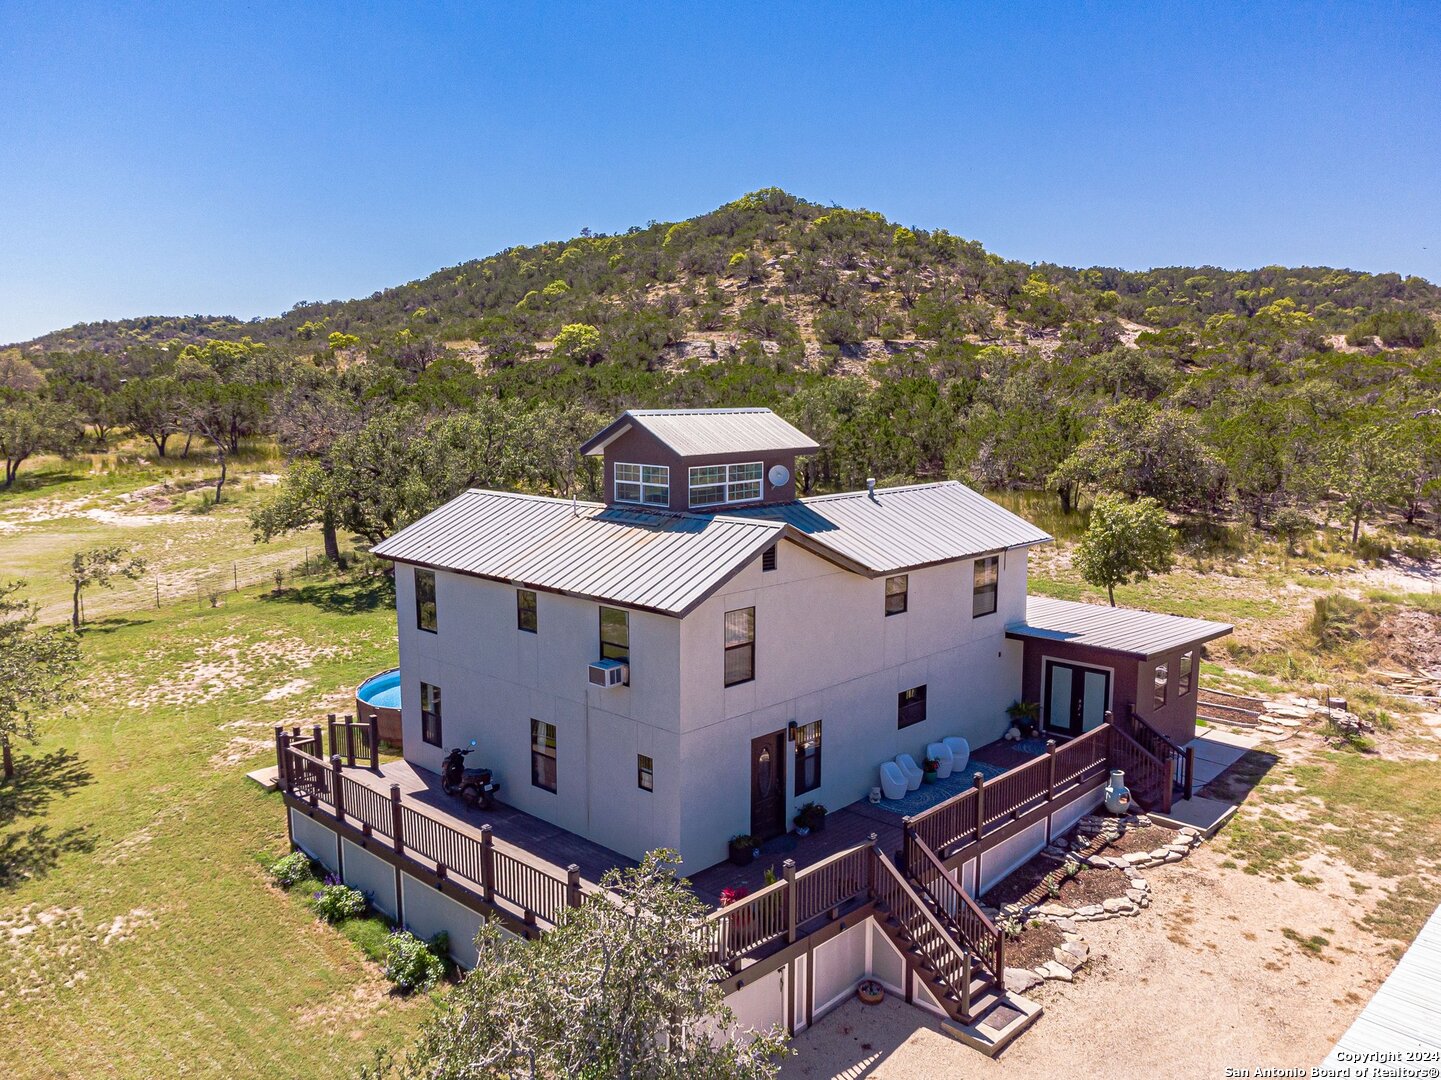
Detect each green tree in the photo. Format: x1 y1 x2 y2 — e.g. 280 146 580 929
1322 423 1413 543
0 396 85 489
118 376 183 458
69 546 147 630
553 323 603 365
0 581 80 778
365 851 786 1080
1075 493 1176 605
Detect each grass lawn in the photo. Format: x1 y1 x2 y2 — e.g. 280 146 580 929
0 575 431 1079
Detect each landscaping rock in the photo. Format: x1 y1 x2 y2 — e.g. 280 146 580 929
1076 904 1103 918
1129 877 1147 890
1054 947 1087 972
1126 889 1146 903
1006 967 1042 993
1039 960 1073 982
1102 898 1128 914
1124 852 1151 865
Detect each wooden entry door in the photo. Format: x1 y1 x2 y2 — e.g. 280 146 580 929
750 731 787 842
1044 661 1111 737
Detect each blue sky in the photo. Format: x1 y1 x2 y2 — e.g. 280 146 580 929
1 1 1437 343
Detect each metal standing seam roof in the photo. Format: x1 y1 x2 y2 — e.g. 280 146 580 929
1323 900 1441 1065
371 490 787 617
578 408 820 458
735 481 1053 575
1005 594 1233 659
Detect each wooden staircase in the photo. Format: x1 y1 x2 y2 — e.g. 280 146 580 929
871 838 1042 1055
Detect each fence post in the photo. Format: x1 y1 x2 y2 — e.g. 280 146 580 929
330 755 345 819
389 783 404 854
567 864 582 908
480 825 496 903
327 714 337 758
973 773 985 843
1046 739 1057 800
311 724 322 755
274 727 289 790
867 832 878 897
783 858 797 943
367 714 380 770
345 716 356 768
1184 745 1195 801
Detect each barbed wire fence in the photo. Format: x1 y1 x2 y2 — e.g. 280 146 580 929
36 545 362 627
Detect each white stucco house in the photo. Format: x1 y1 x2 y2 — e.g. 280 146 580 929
373 408 1062 871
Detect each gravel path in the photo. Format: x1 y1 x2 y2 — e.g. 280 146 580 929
780 845 1392 1079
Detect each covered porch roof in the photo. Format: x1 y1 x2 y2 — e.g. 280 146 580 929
1006 595 1232 660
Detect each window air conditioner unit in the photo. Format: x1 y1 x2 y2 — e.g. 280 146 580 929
588 659 628 688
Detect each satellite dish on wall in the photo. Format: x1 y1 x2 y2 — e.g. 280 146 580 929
768 464 790 487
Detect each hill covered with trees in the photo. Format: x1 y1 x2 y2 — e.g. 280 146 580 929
4 188 1441 555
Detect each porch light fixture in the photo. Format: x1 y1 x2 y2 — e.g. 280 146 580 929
787 721 797 741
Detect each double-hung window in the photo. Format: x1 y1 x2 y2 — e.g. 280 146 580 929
1154 662 1169 709
1178 650 1194 696
897 685 927 729
614 463 670 506
689 462 763 508
637 754 654 792
415 568 437 632
724 608 756 686
885 575 908 616
795 720 822 795
420 682 442 746
531 719 557 793
600 606 629 685
972 556 999 618
517 589 538 633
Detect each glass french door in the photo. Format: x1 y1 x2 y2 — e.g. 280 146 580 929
1044 661 1111 737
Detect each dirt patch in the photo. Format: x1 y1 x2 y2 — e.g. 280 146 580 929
294 974 395 1028
982 861 1129 912
1005 920 1064 970
1370 605 1441 676
0 904 159 1008
1085 823 1179 857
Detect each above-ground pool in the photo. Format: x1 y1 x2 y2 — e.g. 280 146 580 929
358 669 402 709
355 668 402 745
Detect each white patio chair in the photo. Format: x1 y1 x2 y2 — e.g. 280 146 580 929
879 760 909 800
926 742 954 779
943 736 970 774
895 754 923 791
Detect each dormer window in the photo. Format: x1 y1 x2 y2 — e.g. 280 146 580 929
689 462 763 508
614 463 669 506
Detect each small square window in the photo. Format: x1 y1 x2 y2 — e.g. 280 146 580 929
1178 651 1193 696
531 719 557 793
897 685 927 729
1154 662 1169 709
762 545 778 572
517 589 537 633
420 682 442 747
885 574 908 616
972 556 998 618
637 754 654 792
415 568 437 632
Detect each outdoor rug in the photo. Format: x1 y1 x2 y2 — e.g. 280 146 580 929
875 759 1007 817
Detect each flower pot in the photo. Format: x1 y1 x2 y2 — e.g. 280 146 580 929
727 842 755 867
810 814 826 833
923 770 938 783
857 979 884 1005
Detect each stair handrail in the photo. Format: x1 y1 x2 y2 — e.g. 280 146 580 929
1106 720 1172 812
904 824 1005 988
870 844 975 1019
1121 706 1194 800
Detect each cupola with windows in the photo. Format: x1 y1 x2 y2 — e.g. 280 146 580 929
578 408 819 513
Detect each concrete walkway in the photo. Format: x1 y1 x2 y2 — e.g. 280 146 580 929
1152 726 1265 835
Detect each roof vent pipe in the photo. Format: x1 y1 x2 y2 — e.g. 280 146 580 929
572 494 578 516
866 477 877 499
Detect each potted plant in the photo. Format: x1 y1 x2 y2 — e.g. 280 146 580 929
727 834 758 867
922 757 940 783
1007 700 1042 739
794 801 828 833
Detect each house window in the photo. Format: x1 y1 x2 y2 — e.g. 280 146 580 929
795 720 822 795
517 589 538 633
885 575 909 616
637 754 654 792
724 607 756 687
420 682 442 747
614 462 670 506
531 719 557 793
415 568 437 632
972 556 998 618
1154 662 1169 709
599 606 629 663
762 544 778 572
898 685 927 729
1178 650 1194 696
688 462 764 507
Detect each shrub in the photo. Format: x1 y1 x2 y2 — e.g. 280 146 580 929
383 930 446 993
269 851 315 889
311 882 368 923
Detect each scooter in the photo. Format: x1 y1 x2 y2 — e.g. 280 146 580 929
441 739 501 809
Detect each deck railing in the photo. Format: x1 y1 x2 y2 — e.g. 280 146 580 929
1118 705 1192 806
871 844 975 1017
903 825 1004 988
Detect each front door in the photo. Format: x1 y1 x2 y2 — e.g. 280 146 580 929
750 731 787 842
1044 661 1111 737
